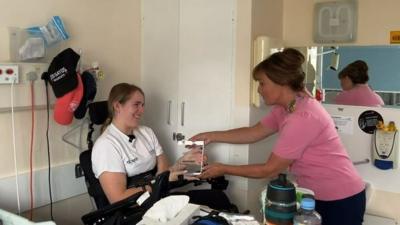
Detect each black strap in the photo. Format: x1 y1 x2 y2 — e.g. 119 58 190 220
87 122 94 150
126 167 157 188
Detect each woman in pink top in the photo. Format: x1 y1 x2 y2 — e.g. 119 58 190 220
191 49 365 225
334 60 384 107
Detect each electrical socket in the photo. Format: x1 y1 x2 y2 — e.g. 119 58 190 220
75 163 84 178
0 64 18 84
18 63 48 84
0 62 48 84
26 71 38 81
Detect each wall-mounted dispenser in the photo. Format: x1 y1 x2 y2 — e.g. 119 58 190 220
317 46 340 71
372 121 399 169
251 36 282 107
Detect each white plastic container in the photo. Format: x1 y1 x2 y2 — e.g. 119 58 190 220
293 198 321 225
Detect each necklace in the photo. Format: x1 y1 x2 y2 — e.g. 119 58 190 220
287 98 296 113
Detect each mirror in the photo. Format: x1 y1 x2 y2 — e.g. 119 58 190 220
291 46 400 108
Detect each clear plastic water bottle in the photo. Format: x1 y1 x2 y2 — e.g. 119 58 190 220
293 198 322 225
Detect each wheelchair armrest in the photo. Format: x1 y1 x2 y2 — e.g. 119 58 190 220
81 191 143 225
168 174 193 189
169 175 230 190
140 170 170 209
208 176 229 190
82 171 171 225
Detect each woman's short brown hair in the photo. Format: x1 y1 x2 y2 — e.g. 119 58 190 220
338 60 369 84
252 48 305 92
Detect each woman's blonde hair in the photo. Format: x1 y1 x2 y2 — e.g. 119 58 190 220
101 83 144 132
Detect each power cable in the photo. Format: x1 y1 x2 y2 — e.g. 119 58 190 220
44 77 54 220
29 81 35 220
10 77 21 215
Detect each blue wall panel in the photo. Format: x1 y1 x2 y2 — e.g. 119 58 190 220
322 46 400 92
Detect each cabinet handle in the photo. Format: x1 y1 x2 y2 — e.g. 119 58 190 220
181 102 185 126
167 100 172 125
173 132 185 141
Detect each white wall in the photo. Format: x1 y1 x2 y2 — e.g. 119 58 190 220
252 0 283 40
0 0 141 221
0 0 141 100
248 0 284 220
0 0 141 176
283 0 400 46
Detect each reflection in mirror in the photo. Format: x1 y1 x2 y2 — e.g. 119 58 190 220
289 46 400 108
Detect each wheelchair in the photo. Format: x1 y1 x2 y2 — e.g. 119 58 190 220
80 101 238 225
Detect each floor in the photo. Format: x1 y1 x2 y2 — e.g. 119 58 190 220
363 214 396 225
22 193 93 225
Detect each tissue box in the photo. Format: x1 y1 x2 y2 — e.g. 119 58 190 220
138 203 200 225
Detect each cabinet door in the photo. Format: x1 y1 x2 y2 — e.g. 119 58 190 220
177 0 236 163
142 0 236 164
141 0 180 162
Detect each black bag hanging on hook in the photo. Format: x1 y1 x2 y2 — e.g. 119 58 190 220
74 71 97 119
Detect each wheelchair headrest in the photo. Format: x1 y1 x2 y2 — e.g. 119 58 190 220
88 101 109 125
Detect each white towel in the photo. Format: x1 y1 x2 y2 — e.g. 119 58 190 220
143 195 190 223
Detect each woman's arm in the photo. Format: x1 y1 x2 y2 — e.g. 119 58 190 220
199 152 292 179
156 153 185 181
99 172 148 204
156 153 170 174
190 122 276 145
99 153 183 203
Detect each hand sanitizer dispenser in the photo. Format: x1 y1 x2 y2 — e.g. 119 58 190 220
372 121 399 169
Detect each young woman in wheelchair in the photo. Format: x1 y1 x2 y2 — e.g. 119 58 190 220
91 83 203 204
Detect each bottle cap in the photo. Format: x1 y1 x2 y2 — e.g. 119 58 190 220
300 197 315 210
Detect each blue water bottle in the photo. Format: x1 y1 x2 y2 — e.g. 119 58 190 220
293 198 322 225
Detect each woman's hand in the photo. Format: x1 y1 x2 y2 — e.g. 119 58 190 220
168 170 186 181
198 163 226 179
143 184 152 193
189 132 214 145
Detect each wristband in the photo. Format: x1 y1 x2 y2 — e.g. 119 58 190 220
141 185 146 192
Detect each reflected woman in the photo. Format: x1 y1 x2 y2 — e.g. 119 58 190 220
334 60 384 107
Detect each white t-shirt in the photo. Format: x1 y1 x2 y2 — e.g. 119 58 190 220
92 123 163 178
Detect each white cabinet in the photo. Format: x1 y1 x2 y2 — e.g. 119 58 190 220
141 0 180 162
141 0 236 164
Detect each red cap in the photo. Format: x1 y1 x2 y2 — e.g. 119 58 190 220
54 73 84 125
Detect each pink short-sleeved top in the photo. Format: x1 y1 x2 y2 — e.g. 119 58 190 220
261 97 365 201
334 84 384 107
